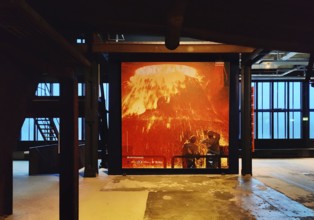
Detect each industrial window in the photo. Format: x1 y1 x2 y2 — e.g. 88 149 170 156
252 81 302 139
288 82 301 139
256 82 271 139
21 83 109 141
36 83 60 96
36 83 86 96
273 112 286 138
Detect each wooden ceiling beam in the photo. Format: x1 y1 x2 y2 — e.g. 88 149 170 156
0 42 69 78
92 42 255 53
0 0 90 70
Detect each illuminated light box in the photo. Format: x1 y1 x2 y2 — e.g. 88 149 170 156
121 62 229 169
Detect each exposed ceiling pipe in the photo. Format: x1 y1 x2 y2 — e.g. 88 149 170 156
252 66 306 79
251 76 307 81
306 53 314 82
254 51 309 64
165 0 189 50
280 52 298 60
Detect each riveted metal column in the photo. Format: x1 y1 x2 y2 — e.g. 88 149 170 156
84 61 99 177
241 64 252 175
59 73 79 220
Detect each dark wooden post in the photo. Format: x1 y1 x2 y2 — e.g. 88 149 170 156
0 58 38 216
84 62 99 177
59 73 79 220
228 61 240 173
107 58 122 174
241 64 253 175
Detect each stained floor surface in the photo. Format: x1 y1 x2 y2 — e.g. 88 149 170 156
2 158 314 220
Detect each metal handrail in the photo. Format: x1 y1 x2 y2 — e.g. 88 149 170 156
171 154 222 169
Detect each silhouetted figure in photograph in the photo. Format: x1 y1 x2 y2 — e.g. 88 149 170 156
202 130 221 168
182 135 200 168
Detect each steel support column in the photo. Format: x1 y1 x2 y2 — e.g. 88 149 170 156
84 62 99 177
59 74 79 220
303 54 313 145
241 64 252 176
302 82 309 143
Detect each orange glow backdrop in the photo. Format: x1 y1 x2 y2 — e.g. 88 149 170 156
121 62 229 168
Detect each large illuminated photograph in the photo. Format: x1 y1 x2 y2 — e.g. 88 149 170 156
121 62 229 169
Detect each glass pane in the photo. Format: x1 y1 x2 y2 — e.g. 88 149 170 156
289 82 301 109
52 83 60 96
78 117 83 140
273 82 286 109
104 83 110 111
310 86 314 109
21 118 34 141
36 123 44 141
78 83 84 96
238 82 241 110
53 118 60 133
35 83 43 96
289 112 301 139
257 82 271 109
273 112 287 138
258 112 271 139
310 112 314 138
238 112 241 139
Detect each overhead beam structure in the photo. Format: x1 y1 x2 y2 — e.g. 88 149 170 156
0 0 90 74
92 42 255 53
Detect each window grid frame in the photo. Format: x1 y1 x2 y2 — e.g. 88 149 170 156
253 80 302 140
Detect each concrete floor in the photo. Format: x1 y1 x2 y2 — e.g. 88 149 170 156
2 158 314 220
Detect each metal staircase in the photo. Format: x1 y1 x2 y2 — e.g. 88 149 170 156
35 118 59 141
34 83 59 141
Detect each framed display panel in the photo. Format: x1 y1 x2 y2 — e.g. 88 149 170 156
108 54 239 174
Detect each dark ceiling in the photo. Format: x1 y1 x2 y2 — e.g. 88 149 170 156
1 0 314 78
25 0 314 53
